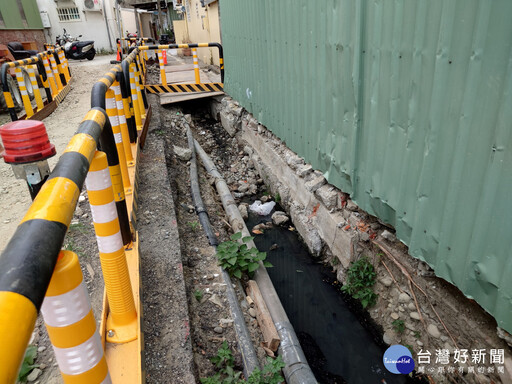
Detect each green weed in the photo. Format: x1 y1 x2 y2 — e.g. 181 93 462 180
194 289 203 302
201 341 285 384
341 256 378 308
216 232 271 279
69 222 88 233
188 221 200 231
392 319 405 334
18 345 38 382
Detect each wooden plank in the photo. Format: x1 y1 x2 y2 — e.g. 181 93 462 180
159 91 224 105
163 68 221 85
26 99 57 121
164 64 195 72
164 71 196 83
246 280 280 352
139 104 152 150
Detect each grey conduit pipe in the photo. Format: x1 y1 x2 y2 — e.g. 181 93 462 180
185 124 260 378
194 139 317 384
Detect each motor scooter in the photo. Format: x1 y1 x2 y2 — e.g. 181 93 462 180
56 29 95 61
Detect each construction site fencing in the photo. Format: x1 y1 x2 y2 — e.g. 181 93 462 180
138 43 224 94
0 44 150 384
1 47 72 122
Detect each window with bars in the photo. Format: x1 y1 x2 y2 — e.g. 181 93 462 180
57 7 81 22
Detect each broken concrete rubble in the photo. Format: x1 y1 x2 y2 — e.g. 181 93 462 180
271 211 289 226
173 145 192 161
315 184 338 210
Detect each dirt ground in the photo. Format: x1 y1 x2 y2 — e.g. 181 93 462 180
140 84 268 382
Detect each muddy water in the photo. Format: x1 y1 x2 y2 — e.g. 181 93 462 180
247 210 406 384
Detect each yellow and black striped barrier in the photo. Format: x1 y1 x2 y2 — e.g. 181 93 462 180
135 43 224 95
0 47 72 122
0 45 151 383
145 82 224 94
0 108 106 383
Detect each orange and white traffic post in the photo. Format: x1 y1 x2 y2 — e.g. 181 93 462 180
41 250 112 383
86 151 138 343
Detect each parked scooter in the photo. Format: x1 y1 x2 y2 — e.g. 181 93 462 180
56 29 95 61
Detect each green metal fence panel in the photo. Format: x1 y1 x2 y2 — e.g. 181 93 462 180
0 1 24 29
168 7 184 22
21 0 43 29
221 0 512 333
0 0 42 29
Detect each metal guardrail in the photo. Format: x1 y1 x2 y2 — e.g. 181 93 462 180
0 44 150 384
136 43 224 93
0 47 71 122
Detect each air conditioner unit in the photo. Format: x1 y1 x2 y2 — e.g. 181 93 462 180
83 0 102 11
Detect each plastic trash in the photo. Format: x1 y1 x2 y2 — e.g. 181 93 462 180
249 200 276 216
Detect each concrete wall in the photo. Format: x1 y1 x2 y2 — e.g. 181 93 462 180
176 0 220 65
184 0 210 63
206 2 220 65
140 13 154 39
36 0 117 52
120 9 137 35
173 20 188 44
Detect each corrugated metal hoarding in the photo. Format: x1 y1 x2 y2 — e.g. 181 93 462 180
221 0 512 332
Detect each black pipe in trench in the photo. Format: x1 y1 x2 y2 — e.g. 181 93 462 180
191 138 317 384
185 123 260 378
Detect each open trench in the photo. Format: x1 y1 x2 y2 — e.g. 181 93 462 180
141 93 428 383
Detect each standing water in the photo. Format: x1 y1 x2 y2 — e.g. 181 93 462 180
247 210 408 384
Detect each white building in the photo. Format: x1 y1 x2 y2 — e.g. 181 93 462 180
36 0 122 52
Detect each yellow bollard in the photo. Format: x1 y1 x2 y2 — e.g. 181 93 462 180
48 53 63 91
43 54 58 97
133 63 146 120
61 50 71 80
140 52 147 83
192 48 200 84
86 151 137 343
28 65 44 110
105 89 131 191
158 50 167 85
14 67 34 118
41 251 112 383
0 292 38 383
121 92 134 140
129 64 142 130
55 50 67 84
58 50 70 82
112 81 134 163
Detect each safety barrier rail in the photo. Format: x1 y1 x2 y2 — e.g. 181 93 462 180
0 43 150 384
0 47 72 122
137 43 224 94
116 37 154 62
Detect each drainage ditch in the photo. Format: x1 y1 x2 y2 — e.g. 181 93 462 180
166 98 427 383
246 208 406 384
